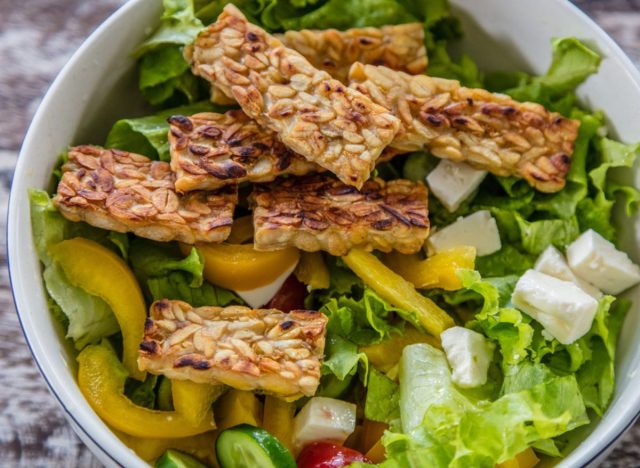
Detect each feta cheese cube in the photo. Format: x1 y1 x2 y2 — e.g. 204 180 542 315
292 397 356 452
427 210 501 256
534 245 601 299
511 269 599 345
440 327 494 388
566 229 640 295
426 160 487 212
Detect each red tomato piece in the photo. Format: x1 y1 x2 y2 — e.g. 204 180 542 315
266 274 307 312
297 442 370 468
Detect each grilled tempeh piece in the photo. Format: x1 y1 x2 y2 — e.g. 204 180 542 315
251 175 429 256
168 111 319 192
186 4 401 189
139 300 328 399
349 63 580 192
54 146 237 244
276 23 427 82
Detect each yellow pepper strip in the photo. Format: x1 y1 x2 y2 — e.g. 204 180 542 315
361 326 440 373
360 420 387 453
51 238 146 380
384 246 476 291
366 440 386 464
262 396 296 452
214 389 263 430
294 252 330 290
227 215 254 244
179 243 300 291
342 249 454 337
77 343 215 438
344 424 363 449
172 380 226 426
115 429 218 466
497 448 540 468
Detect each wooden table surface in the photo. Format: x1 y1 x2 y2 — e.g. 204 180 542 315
1 0 639 466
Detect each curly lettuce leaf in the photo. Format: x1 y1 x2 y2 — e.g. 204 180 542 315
105 101 218 161
388 343 588 467
147 272 241 307
322 334 368 381
129 238 204 288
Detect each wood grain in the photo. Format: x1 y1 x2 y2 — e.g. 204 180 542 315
0 0 638 466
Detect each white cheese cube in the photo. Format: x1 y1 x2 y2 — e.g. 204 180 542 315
426 160 487 212
427 210 501 256
534 245 601 299
234 261 298 308
566 229 640 295
511 269 599 344
292 397 356 452
440 327 494 388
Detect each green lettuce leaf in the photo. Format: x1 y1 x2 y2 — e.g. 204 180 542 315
124 374 159 409
105 101 218 161
321 288 405 346
129 238 204 288
390 343 588 467
322 334 368 381
365 368 400 424
147 271 242 307
43 263 119 350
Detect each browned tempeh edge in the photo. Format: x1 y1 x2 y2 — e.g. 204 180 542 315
53 145 237 244
167 110 403 192
167 110 318 192
185 4 401 189
276 22 427 83
349 63 580 192
139 299 327 399
251 174 429 256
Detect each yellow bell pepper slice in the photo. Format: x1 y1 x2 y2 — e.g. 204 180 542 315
179 243 299 291
214 389 263 430
77 343 215 438
115 429 218 466
360 326 440 373
262 396 296 452
51 237 146 380
384 246 476 291
497 448 539 468
172 380 226 426
294 252 330 290
227 215 254 244
342 249 454 337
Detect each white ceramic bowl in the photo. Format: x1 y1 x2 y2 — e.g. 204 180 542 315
8 0 640 466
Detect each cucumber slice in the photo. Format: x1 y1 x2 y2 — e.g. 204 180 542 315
216 424 296 468
154 449 206 468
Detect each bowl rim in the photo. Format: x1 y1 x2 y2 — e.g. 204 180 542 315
8 0 640 466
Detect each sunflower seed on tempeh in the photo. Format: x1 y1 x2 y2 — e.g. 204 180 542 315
348 63 580 193
54 146 237 244
276 23 427 82
251 174 429 256
168 111 319 192
138 299 327 399
185 4 401 189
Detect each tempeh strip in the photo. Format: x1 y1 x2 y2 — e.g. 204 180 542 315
277 23 427 82
138 300 327 399
251 174 429 256
54 146 237 244
349 63 580 192
186 4 400 189
168 111 318 192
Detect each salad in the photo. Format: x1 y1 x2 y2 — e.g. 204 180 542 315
28 0 640 467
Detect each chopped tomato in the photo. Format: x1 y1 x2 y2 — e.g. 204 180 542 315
297 442 370 468
267 274 307 312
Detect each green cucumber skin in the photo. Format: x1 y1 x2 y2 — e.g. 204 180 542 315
154 449 207 468
216 424 296 468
